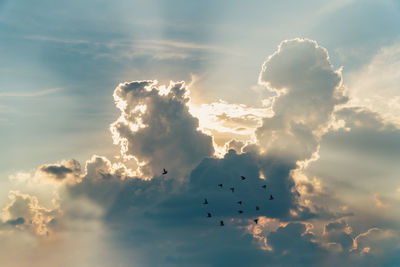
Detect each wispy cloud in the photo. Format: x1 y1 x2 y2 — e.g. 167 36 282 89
24 34 236 61
0 88 60 97
25 35 90 45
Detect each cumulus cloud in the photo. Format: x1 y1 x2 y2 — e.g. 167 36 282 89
1 38 399 266
110 80 214 178
0 191 61 236
257 38 347 162
57 39 351 265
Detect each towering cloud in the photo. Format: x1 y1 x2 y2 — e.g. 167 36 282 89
257 39 347 162
110 80 214 178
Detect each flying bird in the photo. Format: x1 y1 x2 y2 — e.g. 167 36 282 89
262 185 267 189
269 194 274 200
207 213 212 218
218 184 223 188
220 220 224 226
162 168 168 175
254 218 259 224
230 187 235 193
237 201 242 205
203 198 208 204
256 206 260 211
241 176 246 180
238 210 244 214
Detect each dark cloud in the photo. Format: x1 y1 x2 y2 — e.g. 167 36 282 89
39 159 81 181
40 165 73 179
58 147 320 266
226 139 245 153
267 223 326 265
6 217 25 226
325 220 348 232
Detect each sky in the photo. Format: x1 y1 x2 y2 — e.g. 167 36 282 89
1 0 400 266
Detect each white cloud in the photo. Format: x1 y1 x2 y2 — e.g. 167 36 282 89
257 38 348 162
110 80 214 178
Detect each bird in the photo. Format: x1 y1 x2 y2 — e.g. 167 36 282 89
238 210 244 214
269 194 274 200
241 176 246 180
203 198 208 204
162 168 168 175
262 185 267 189
237 201 242 205
218 184 223 188
220 220 224 226
230 187 235 193
256 206 260 211
254 218 259 224
207 213 212 218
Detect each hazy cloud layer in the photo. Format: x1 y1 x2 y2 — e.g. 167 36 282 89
346 44 400 126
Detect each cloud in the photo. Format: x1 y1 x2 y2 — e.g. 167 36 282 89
0 88 60 97
305 106 400 218
57 39 351 265
39 159 81 181
1 191 61 236
5 217 25 226
110 80 214 178
323 220 354 252
189 100 271 154
267 223 324 263
257 38 348 162
1 38 400 266
351 228 400 265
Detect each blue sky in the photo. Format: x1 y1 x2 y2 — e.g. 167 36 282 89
1 0 400 266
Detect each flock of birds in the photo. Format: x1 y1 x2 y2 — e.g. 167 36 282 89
202 175 274 227
162 169 274 227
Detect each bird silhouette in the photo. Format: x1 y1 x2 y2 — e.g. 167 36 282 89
220 220 224 226
254 218 259 224
218 184 223 188
269 194 274 200
230 187 235 193
207 213 212 218
162 168 168 175
237 201 242 205
241 176 246 180
256 206 260 211
203 198 208 204
262 185 267 189
238 210 244 214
